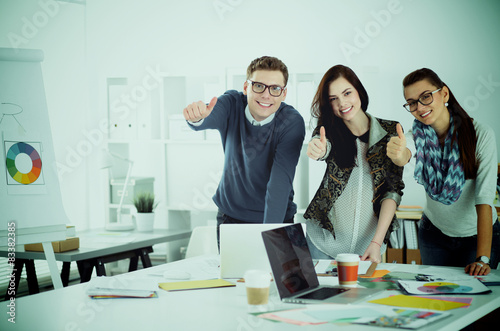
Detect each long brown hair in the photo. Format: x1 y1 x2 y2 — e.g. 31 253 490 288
402 68 478 179
311 65 369 168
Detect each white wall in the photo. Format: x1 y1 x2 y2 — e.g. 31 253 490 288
0 0 88 227
1 0 499 230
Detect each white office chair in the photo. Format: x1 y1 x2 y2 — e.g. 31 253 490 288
185 225 218 259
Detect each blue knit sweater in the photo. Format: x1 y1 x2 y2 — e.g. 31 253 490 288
188 90 305 223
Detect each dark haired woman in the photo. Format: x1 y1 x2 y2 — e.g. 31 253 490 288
304 65 404 263
387 68 499 276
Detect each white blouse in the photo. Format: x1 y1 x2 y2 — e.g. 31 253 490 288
308 137 386 257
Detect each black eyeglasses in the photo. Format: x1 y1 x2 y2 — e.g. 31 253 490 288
246 80 286 97
403 88 441 112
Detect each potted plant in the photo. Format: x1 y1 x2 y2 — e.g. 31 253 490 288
133 192 158 232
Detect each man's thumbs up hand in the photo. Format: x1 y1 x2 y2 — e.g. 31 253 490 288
183 96 218 122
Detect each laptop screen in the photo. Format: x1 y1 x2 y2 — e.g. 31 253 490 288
261 224 320 299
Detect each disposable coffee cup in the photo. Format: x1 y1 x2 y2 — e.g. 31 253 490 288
244 270 271 312
336 253 360 286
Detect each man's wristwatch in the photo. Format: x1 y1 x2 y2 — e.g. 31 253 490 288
475 256 490 265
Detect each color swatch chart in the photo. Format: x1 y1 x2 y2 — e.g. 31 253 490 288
5 141 42 184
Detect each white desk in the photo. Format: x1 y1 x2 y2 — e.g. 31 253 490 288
0 228 191 299
2 255 499 331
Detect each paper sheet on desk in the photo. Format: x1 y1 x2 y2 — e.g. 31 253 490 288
256 305 450 328
369 294 469 310
414 266 500 284
255 305 382 326
397 278 492 295
352 308 450 329
159 279 235 291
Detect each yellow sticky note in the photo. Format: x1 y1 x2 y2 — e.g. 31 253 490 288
159 279 235 291
368 295 469 311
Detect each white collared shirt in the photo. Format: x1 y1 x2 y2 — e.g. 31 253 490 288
244 105 275 126
307 136 383 257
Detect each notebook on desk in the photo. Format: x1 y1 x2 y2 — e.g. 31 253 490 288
219 223 306 279
261 223 382 304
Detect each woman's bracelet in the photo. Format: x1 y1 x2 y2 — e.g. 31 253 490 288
371 240 381 247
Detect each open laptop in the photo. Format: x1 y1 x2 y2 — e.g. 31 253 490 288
261 223 381 304
219 223 306 279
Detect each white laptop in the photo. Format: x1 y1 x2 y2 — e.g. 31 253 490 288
219 223 306 279
261 223 381 304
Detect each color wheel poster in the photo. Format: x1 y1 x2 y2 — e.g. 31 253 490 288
398 278 492 295
4 140 46 195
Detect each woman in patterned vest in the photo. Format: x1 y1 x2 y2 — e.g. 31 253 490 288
387 68 499 276
304 65 404 263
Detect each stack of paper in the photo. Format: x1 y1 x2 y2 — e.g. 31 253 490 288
396 205 423 220
86 276 158 299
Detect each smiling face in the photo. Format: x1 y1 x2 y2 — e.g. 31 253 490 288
404 79 450 130
328 77 362 122
243 70 287 122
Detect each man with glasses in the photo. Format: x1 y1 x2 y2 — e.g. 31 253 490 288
183 56 305 245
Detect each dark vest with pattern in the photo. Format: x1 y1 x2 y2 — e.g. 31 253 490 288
304 118 404 243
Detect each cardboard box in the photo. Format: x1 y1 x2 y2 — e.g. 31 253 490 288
24 237 79 253
406 249 422 265
386 248 404 264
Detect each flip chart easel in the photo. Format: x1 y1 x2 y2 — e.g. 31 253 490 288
0 47 68 289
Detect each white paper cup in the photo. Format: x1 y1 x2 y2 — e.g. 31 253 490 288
336 253 360 286
244 270 271 312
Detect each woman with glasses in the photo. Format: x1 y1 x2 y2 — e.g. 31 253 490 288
303 65 404 263
387 68 499 275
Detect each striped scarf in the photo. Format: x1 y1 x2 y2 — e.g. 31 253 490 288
412 117 465 205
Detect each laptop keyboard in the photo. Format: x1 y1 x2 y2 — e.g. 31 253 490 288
297 287 349 300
